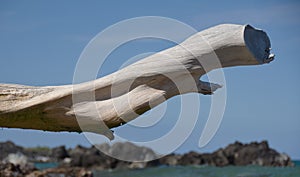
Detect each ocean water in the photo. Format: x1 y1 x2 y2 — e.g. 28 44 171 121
34 162 59 170
94 165 300 177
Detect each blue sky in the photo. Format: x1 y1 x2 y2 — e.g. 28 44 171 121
0 1 299 159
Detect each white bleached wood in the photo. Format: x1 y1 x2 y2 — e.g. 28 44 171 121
0 24 274 139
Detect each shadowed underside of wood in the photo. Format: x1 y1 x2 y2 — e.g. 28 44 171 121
0 24 274 139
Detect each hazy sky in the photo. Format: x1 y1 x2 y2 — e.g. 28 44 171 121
0 0 299 159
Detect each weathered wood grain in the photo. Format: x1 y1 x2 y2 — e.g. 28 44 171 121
0 24 274 139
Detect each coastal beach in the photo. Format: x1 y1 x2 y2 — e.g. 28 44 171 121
1 141 299 176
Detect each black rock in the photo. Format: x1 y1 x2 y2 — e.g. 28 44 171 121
109 142 157 161
0 140 294 170
178 151 203 166
0 141 24 160
159 153 182 166
159 141 294 167
51 145 69 160
222 141 292 166
210 148 230 166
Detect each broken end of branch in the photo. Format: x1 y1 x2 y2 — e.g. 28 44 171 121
244 24 275 65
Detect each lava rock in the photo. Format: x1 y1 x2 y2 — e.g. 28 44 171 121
0 141 24 160
51 145 69 160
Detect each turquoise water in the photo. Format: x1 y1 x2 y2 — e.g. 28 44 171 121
293 160 300 166
94 165 300 177
34 162 59 170
33 161 300 176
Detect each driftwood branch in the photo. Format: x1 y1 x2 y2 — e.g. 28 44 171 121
0 24 274 139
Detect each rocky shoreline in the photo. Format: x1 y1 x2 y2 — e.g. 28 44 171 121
0 141 294 177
